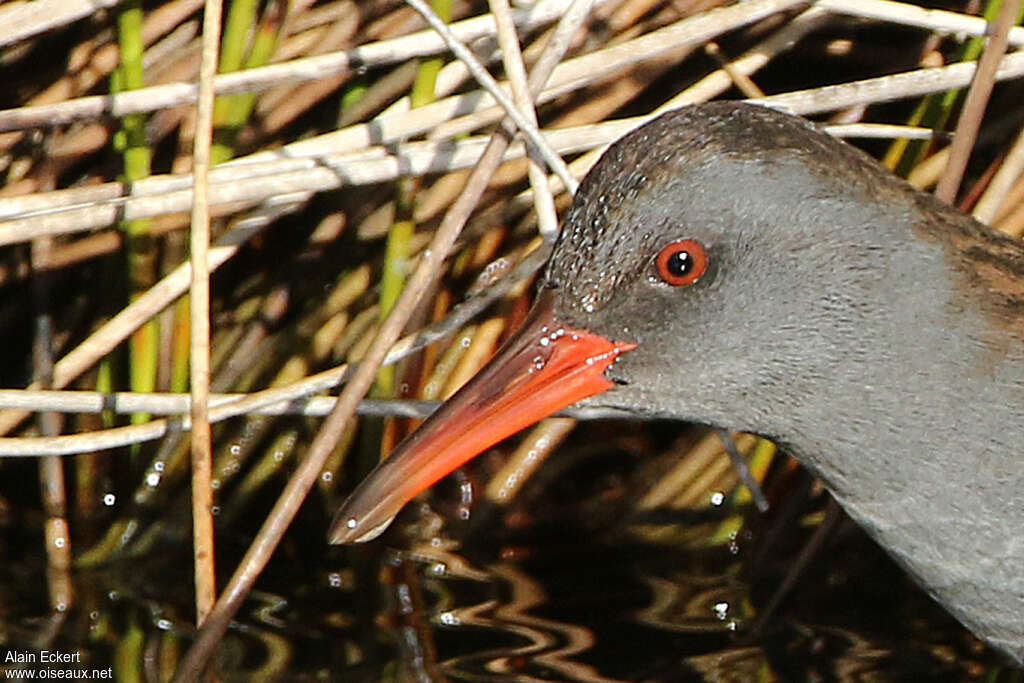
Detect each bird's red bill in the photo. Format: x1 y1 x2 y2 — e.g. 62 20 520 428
328 293 635 543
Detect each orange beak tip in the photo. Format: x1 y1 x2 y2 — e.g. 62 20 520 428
328 514 391 544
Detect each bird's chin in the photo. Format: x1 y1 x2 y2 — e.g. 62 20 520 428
575 386 695 423
566 395 641 420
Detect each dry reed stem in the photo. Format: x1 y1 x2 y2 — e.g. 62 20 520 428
993 171 1024 226
188 0 222 628
490 0 560 239
405 0 577 190
4 0 1016 136
935 0 1023 202
31 235 74 612
173 0 618 664
3 46 1007 244
0 195 306 437
974 122 1024 225
0 0 121 47
172 119 511 683
484 416 577 503
0 0 585 131
0 0 206 162
819 0 1024 44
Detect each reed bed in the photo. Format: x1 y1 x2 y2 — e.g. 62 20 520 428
1 0 1023 678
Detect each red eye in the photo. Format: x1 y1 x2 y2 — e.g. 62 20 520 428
655 239 707 286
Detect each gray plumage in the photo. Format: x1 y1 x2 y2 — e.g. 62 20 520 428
545 102 1024 664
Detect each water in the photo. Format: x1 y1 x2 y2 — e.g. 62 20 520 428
1 422 1012 680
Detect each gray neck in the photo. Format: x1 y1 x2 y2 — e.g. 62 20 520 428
767 223 1024 664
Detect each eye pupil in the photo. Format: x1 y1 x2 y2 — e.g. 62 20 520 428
666 250 692 277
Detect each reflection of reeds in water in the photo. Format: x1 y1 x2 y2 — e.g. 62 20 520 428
0 0 1022 678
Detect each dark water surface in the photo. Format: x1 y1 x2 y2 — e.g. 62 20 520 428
3 421 1013 681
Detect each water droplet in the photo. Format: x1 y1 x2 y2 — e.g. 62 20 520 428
321 471 333 482
54 537 66 549
157 619 172 630
397 585 413 613
146 473 161 487
103 493 116 506
211 479 221 490
346 517 358 529
439 611 460 625
728 538 741 555
211 506 221 516
328 572 342 587
154 462 164 472
713 602 729 620
710 491 725 506
230 444 241 455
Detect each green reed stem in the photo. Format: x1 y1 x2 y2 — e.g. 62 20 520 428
115 0 157 429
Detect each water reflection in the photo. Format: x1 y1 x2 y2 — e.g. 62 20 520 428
341 516 745 681
2 424 1009 681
